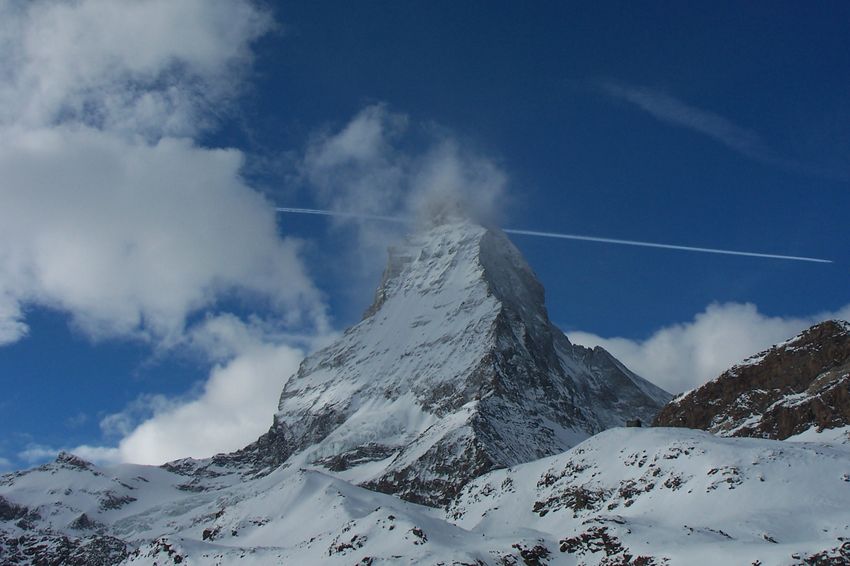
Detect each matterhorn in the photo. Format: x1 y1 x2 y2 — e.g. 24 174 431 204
230 219 670 506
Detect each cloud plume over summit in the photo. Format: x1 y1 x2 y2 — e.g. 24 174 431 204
302 104 509 232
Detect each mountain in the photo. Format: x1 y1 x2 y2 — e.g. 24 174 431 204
224 220 670 506
654 319 850 439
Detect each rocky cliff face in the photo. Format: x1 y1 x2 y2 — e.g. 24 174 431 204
232 220 670 506
654 320 850 439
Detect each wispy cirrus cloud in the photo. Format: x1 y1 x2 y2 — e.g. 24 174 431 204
599 81 776 164
598 80 849 180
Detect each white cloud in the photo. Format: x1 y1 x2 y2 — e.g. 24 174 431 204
303 104 408 217
300 104 509 284
406 138 508 228
99 393 177 439
67 445 122 465
21 315 318 466
0 127 326 344
112 347 302 464
303 104 508 227
95 315 310 464
0 1 336 466
0 0 272 137
16 443 122 467
0 0 326 346
17 444 60 464
569 302 850 394
0 295 27 346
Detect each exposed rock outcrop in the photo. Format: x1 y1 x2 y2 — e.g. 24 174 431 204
654 320 850 439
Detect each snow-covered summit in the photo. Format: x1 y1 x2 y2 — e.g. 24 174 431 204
231 220 670 506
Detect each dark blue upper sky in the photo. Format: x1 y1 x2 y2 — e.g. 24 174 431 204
2 1 848 469
244 0 848 328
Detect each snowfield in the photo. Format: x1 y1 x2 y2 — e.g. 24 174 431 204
450 427 850 565
3 427 850 564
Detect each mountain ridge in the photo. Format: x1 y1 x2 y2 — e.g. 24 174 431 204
654 319 850 439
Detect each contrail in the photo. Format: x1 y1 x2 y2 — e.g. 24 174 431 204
502 229 831 263
275 207 832 264
275 207 405 224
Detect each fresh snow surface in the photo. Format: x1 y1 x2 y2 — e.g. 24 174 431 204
1 454 487 564
447 427 850 565
785 424 850 445
3 427 850 564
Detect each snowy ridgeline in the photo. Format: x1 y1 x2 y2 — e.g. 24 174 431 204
1 427 849 564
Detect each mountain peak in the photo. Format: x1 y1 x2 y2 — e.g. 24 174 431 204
365 220 544 324
228 222 670 506
654 319 850 438
805 318 850 336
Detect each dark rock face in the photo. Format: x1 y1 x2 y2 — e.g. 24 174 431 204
54 452 95 471
0 531 128 565
654 320 850 439
315 444 397 472
0 496 30 523
362 434 497 507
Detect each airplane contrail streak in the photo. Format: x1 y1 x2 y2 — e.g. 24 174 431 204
275 207 832 264
275 207 405 224
502 229 832 263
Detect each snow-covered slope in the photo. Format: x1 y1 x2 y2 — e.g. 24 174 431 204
655 320 850 439
448 426 850 565
229 220 670 506
0 451 491 564
4 428 850 565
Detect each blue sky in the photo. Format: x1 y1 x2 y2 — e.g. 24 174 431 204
247 1 848 326
0 1 847 471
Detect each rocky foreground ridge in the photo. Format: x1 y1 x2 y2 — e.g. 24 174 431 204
654 319 850 439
